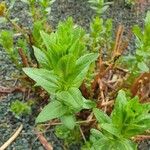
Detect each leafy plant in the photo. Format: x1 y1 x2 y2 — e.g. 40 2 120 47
23 18 98 129
10 100 32 118
21 0 55 20
120 11 150 78
84 16 113 89
88 0 112 15
0 30 15 60
55 125 81 147
84 90 150 150
0 0 55 68
89 16 113 52
125 0 135 6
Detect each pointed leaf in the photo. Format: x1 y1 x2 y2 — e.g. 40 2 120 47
83 98 96 109
111 90 127 128
72 53 99 87
57 88 84 111
93 108 111 124
36 101 67 123
101 123 120 138
61 115 76 129
23 68 60 94
33 46 51 69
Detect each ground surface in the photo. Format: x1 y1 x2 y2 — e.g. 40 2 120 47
0 0 150 149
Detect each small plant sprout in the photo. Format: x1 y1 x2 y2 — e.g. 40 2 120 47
88 0 113 15
10 100 32 118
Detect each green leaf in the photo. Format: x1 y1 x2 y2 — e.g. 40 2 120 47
111 90 127 128
56 88 84 111
40 30 52 50
123 124 149 138
83 98 96 109
132 25 143 41
90 128 104 139
33 46 51 69
125 97 144 118
121 139 137 150
56 54 76 80
68 39 85 59
36 100 67 123
137 61 149 72
134 114 150 131
145 11 150 26
101 123 120 138
23 68 60 94
72 53 99 87
0 30 14 52
93 108 111 124
113 139 137 150
61 115 76 129
40 18 86 70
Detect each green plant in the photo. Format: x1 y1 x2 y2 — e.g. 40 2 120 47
10 100 32 118
23 18 98 129
83 90 150 150
125 0 135 6
120 11 150 78
20 0 54 46
89 16 113 52
0 0 54 68
55 125 81 147
0 30 16 62
88 0 112 15
21 0 55 19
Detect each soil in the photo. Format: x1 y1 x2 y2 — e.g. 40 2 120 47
0 0 150 150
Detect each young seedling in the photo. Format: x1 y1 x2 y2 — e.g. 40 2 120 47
10 100 32 118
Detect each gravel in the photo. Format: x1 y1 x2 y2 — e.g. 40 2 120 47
0 0 150 149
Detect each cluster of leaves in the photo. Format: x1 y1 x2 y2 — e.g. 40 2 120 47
125 0 136 6
83 90 150 150
23 18 98 129
121 11 150 78
89 16 113 52
21 0 55 18
88 0 112 15
10 100 32 118
55 125 81 147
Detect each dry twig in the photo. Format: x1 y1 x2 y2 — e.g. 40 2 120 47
132 135 150 141
0 124 23 150
18 48 29 67
36 130 53 150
